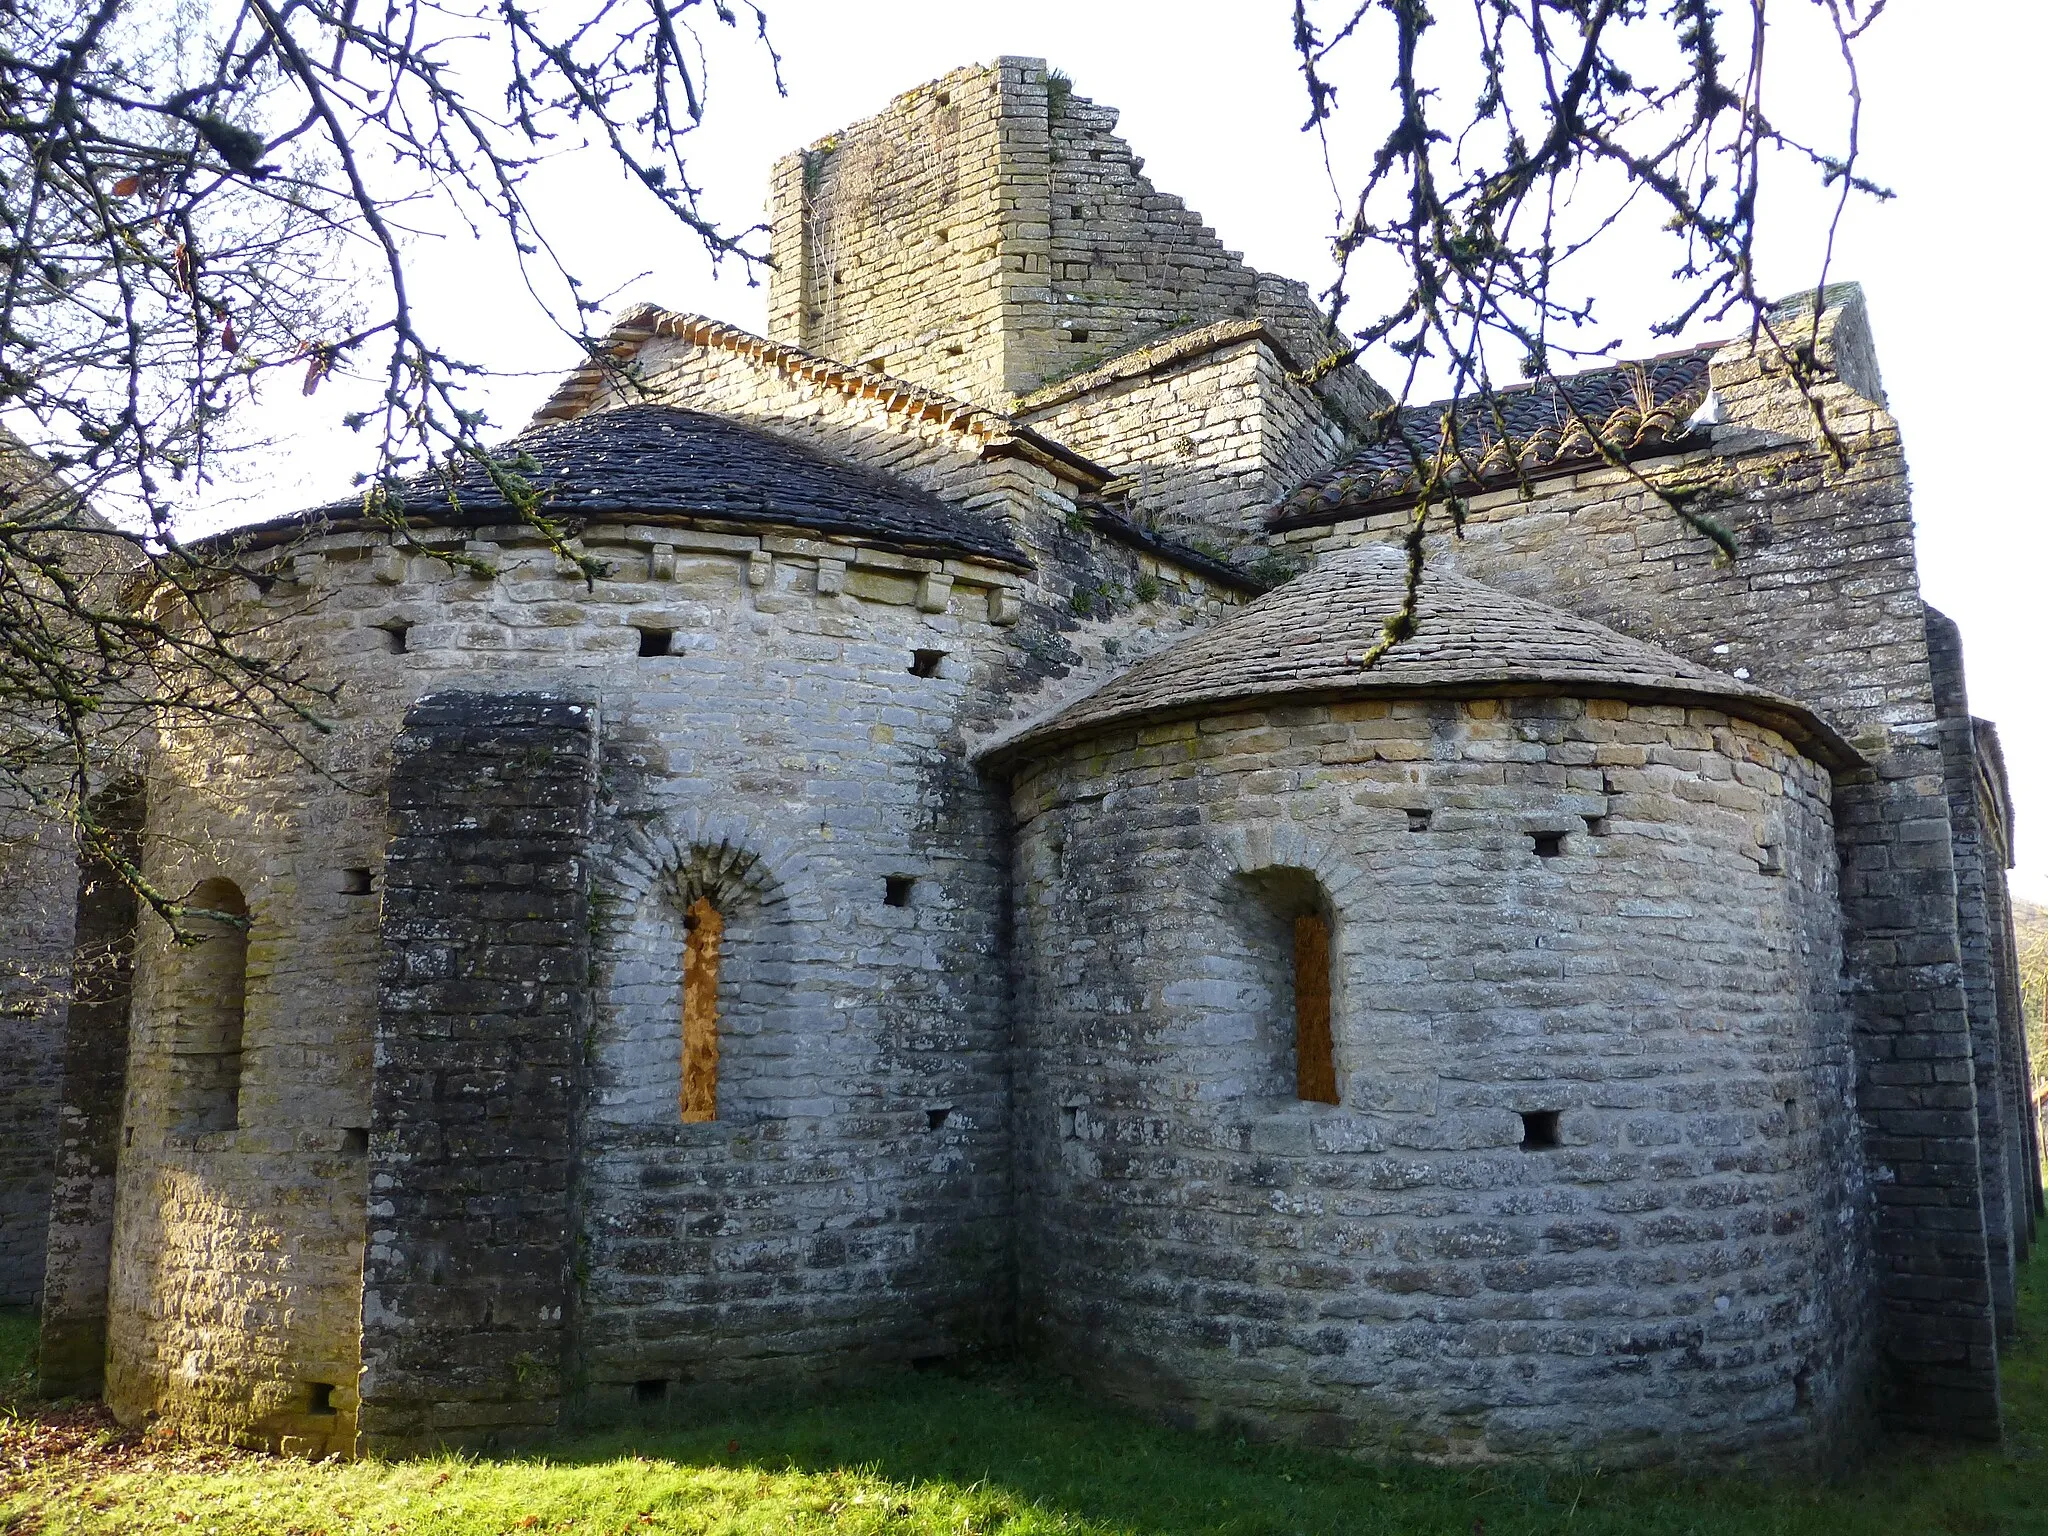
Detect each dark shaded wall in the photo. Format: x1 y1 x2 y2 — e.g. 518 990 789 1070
37 782 143 1395
0 810 78 1306
358 691 598 1455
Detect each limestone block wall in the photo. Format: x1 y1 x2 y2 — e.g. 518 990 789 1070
1007 697 1873 1468
1018 333 1355 559
1277 290 2007 1440
0 805 78 1306
97 428 1224 1448
767 63 1015 406
105 660 386 1449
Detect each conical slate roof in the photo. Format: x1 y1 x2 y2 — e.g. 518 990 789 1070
991 543 1857 769
255 403 1029 568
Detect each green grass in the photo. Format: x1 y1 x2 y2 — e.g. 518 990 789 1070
7 1252 2048 1536
0 1305 35 1402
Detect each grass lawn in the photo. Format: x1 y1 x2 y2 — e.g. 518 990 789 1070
5 1250 2047 1536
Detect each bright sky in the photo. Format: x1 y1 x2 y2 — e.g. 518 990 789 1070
206 0 2048 901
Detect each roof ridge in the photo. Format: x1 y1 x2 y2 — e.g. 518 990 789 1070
1395 343 1723 416
1274 348 1718 526
528 306 1113 489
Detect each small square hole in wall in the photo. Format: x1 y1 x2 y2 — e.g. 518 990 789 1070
1519 1110 1561 1151
1065 327 1091 344
926 1106 952 1131
884 875 916 908
636 627 673 658
307 1382 337 1416
1583 815 1610 837
341 1127 369 1156
379 623 409 654
1759 842 1784 874
1406 808 1432 832
634 1378 668 1405
1532 832 1565 858
909 649 946 678
340 867 374 896
1070 204 1085 219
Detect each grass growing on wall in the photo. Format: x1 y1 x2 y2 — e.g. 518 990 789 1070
6 1250 2048 1535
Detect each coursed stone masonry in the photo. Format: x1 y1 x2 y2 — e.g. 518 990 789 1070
16 59 2025 1475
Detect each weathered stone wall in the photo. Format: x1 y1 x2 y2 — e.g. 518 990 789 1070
1277 289 2005 1439
359 692 597 1454
0 805 76 1306
37 783 142 1397
105 678 383 1450
767 63 1015 407
95 394 1218 1446
1925 609 2020 1334
1007 697 1873 1467
1018 331 1356 560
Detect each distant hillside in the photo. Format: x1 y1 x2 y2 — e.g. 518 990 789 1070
2020 898 2046 1092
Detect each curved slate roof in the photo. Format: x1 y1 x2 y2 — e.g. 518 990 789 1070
1274 347 1715 527
301 402 1029 567
990 542 1856 769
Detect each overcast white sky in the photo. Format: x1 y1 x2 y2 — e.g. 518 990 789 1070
205 0 2048 901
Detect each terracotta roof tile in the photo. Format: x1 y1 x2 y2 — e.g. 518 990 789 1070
1274 347 1716 527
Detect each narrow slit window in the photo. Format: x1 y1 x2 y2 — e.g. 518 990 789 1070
1294 913 1337 1104
681 895 724 1123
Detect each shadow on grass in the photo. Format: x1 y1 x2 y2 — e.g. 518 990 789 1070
483 1241 2048 1536
0 1307 36 1405
8 1258 2048 1535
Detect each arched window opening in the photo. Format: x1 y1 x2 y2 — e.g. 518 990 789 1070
1294 912 1337 1104
172 877 249 1134
681 896 724 1122
1233 867 1339 1106
593 844 801 1132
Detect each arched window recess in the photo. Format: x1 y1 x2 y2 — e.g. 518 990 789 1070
1242 867 1338 1106
170 877 251 1135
